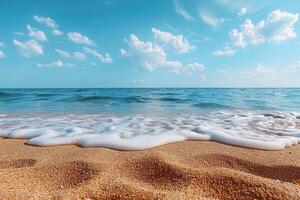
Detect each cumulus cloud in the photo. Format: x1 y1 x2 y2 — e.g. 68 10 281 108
122 34 182 72
52 29 64 36
213 47 236 57
83 47 112 64
151 28 195 54
13 39 43 57
73 52 86 60
27 25 47 41
33 15 57 28
120 48 127 56
229 29 247 48
37 60 74 68
241 63 279 81
173 0 194 21
184 62 206 80
238 7 248 16
230 10 299 48
33 15 63 37
185 62 204 71
0 51 5 59
199 11 226 28
254 63 276 76
67 32 95 46
0 42 5 58
55 49 69 58
242 61 300 84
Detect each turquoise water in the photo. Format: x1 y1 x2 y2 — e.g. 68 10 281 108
0 88 299 150
0 88 299 114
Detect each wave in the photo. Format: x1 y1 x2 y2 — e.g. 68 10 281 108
0 92 16 97
155 92 179 96
35 93 58 97
0 111 299 150
73 95 149 103
158 97 187 103
122 96 149 103
193 102 230 109
76 96 114 102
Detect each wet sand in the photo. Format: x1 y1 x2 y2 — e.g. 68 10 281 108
0 138 299 199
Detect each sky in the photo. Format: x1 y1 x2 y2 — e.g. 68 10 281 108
0 0 300 88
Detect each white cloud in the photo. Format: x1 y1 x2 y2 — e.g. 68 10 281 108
120 48 127 56
37 60 74 68
13 39 43 57
0 43 5 58
33 15 57 28
173 0 194 21
14 32 25 36
217 69 228 74
83 47 112 64
241 63 278 80
33 15 63 37
199 11 226 28
255 63 276 76
184 62 206 80
131 78 146 84
52 29 64 36
55 49 69 58
266 10 299 41
216 0 273 14
0 51 5 59
229 29 247 48
27 25 47 41
67 32 95 46
284 61 300 74
241 62 300 82
73 52 86 61
122 34 182 72
230 10 299 48
238 7 248 16
213 47 236 57
151 28 195 54
185 62 204 71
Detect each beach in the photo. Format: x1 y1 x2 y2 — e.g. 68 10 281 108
0 88 300 199
0 139 299 200
1 0 300 197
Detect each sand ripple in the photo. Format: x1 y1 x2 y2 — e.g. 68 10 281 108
0 140 299 199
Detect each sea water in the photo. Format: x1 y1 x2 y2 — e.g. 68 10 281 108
0 88 299 150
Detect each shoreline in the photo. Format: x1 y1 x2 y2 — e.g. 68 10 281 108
0 139 299 199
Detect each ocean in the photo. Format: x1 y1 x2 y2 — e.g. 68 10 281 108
0 88 299 150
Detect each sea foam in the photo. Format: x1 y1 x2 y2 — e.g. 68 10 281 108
0 111 299 150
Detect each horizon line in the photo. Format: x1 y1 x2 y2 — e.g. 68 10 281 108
1 87 300 89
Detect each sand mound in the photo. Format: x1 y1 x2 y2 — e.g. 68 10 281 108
0 140 299 199
37 161 98 189
196 169 300 200
0 159 37 169
196 153 300 183
125 156 192 188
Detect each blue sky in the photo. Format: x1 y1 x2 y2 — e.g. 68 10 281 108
0 0 300 88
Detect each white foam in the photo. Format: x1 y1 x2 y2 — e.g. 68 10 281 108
0 111 299 150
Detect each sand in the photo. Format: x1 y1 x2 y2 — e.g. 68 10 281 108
0 138 299 200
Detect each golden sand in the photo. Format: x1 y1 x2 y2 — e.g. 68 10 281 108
0 138 299 199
